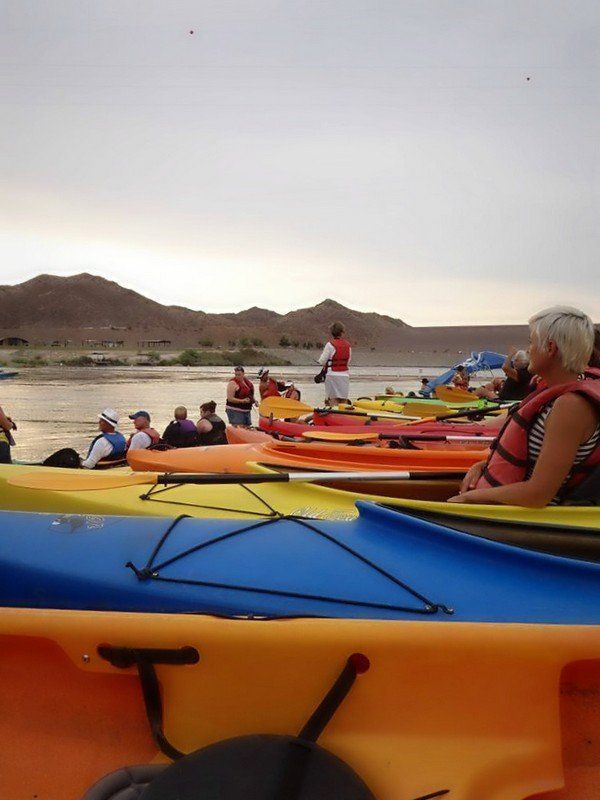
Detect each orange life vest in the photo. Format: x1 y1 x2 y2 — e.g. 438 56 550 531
126 427 161 449
329 338 350 372
476 369 600 497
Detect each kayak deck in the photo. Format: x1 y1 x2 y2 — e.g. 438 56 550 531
0 608 598 800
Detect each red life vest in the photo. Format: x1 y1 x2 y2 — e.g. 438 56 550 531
476 369 600 496
329 338 351 372
233 377 254 400
260 377 281 400
126 427 161 449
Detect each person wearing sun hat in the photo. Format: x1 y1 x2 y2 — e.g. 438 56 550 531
81 407 127 468
126 410 161 451
257 367 285 400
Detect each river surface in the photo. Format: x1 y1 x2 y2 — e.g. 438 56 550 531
1 364 486 462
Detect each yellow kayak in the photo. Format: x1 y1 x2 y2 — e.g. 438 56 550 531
0 607 598 800
0 463 459 520
0 463 598 556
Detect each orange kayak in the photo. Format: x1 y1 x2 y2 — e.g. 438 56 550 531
128 429 484 474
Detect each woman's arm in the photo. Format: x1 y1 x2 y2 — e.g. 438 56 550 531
502 347 518 381
196 418 212 433
448 394 597 507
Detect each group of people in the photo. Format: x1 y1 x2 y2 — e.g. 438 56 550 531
223 320 353 425
224 366 301 426
1 309 599 509
79 402 228 468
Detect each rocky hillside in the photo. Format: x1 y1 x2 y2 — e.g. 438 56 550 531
1 272 540 356
0 273 412 349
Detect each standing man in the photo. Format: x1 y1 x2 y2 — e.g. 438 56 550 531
81 408 127 468
318 321 351 405
225 366 255 426
126 410 161 450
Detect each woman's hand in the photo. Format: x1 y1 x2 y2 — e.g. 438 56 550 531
458 460 486 494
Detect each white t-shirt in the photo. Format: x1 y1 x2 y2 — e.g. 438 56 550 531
127 430 153 451
81 437 114 469
318 341 351 376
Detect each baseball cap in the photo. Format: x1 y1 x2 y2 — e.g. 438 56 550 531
129 410 151 422
98 408 119 427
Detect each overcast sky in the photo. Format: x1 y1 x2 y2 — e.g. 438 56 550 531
1 1 598 325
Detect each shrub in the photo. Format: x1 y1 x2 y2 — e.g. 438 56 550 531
177 349 203 366
199 338 214 347
279 335 291 347
63 355 95 366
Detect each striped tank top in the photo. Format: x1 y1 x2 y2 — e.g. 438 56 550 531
527 401 600 503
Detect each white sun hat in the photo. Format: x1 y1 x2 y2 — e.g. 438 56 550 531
98 408 119 427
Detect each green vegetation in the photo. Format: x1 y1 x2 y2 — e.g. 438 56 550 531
63 355 129 366
11 353 49 367
198 338 214 347
161 348 290 367
279 335 291 347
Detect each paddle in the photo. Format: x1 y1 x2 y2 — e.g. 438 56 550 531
259 396 314 418
301 430 494 444
406 403 505 425
260 397 418 423
9 468 466 492
301 430 381 443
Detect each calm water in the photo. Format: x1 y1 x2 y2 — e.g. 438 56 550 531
1 364 475 462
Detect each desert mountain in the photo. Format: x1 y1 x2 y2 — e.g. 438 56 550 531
0 273 414 348
0 272 531 353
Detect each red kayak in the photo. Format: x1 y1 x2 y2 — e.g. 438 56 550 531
259 416 499 439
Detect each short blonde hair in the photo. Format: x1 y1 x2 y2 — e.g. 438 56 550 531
174 405 187 419
529 306 594 373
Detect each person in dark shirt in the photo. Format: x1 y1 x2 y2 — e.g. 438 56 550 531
162 406 200 448
196 401 227 445
497 348 532 401
590 327 600 368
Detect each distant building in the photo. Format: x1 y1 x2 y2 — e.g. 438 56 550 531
0 336 29 346
138 339 172 349
81 339 124 348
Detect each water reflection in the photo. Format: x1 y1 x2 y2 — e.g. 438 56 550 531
2 365 435 462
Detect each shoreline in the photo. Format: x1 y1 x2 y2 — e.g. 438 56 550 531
1 345 466 370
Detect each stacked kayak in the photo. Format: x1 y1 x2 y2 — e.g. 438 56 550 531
257 417 494 448
127 435 483 473
309 409 501 432
1 502 599 620
2 464 598 559
3 608 598 800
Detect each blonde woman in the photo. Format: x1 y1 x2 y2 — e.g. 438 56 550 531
450 306 599 507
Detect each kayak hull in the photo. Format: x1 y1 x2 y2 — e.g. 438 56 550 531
0 502 599 621
2 607 598 800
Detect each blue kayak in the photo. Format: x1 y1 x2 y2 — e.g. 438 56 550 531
0 371 18 380
0 502 599 623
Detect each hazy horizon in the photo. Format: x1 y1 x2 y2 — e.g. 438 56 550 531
2 1 598 325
